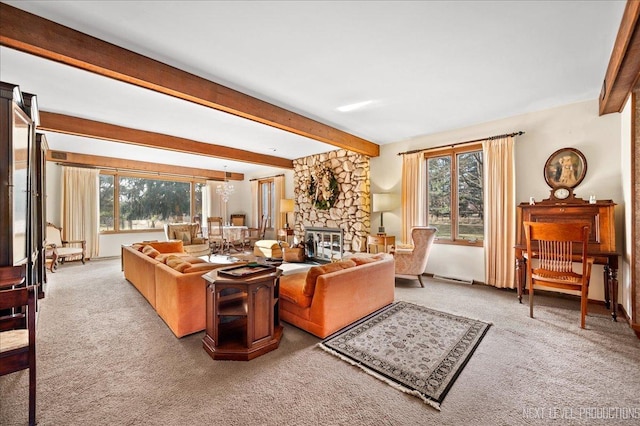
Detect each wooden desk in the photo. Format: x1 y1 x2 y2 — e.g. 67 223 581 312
202 266 282 361
367 235 395 254
515 199 619 320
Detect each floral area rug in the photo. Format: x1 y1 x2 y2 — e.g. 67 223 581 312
318 301 491 410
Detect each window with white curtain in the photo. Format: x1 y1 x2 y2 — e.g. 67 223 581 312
258 178 275 229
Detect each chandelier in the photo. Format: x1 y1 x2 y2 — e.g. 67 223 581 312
216 167 234 203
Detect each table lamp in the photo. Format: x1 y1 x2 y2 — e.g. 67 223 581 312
281 198 294 229
372 193 398 234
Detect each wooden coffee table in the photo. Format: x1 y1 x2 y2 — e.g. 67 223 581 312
202 265 283 361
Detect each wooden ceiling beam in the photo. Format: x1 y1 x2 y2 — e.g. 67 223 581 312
0 3 379 157
600 0 640 115
39 111 293 170
46 150 244 181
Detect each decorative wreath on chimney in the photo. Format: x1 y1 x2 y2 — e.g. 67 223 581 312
308 165 339 210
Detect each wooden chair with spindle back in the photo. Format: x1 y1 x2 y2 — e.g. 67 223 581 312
523 221 594 329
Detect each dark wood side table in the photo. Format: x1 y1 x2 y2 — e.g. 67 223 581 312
202 267 283 361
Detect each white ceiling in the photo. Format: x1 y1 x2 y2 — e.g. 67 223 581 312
0 1 626 177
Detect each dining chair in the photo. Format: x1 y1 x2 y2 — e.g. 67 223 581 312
207 217 226 255
0 267 37 426
523 221 594 329
230 214 246 226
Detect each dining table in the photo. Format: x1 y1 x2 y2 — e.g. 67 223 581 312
222 225 247 253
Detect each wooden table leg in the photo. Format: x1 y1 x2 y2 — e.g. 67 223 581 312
603 266 611 310
606 265 619 321
516 257 525 303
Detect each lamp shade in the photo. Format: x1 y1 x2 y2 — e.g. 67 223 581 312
280 198 295 213
372 193 398 212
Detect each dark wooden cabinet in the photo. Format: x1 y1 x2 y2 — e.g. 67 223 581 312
1 82 45 297
202 268 283 361
515 198 619 319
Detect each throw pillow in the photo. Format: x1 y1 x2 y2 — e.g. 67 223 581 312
169 225 190 240
177 231 192 245
303 259 356 297
166 256 191 272
350 256 380 266
148 240 184 253
142 245 160 258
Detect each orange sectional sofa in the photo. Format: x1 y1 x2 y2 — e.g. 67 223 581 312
278 253 395 338
122 241 240 337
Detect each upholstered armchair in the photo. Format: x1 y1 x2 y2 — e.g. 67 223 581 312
45 222 86 272
164 223 210 257
393 227 437 287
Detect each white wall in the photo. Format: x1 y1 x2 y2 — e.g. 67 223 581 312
371 99 624 302
45 162 62 227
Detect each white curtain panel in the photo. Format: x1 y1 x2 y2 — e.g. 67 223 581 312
274 175 285 231
401 152 426 244
63 166 99 258
483 136 516 288
250 180 259 228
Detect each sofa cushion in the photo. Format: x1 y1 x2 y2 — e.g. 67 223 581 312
303 260 356 297
148 240 184 254
131 243 144 252
142 245 161 258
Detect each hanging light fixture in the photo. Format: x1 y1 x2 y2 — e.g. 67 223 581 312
216 166 234 203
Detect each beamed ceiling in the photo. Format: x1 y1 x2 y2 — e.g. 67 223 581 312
0 1 629 178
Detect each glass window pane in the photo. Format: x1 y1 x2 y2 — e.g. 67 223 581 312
427 156 451 239
457 151 484 241
118 177 190 230
194 182 204 224
99 174 114 231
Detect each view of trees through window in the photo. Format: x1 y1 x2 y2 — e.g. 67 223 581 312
426 147 484 243
99 173 204 232
259 179 275 229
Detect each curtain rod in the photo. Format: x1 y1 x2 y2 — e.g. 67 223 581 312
249 173 284 181
397 131 525 156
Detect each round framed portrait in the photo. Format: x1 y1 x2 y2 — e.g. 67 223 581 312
544 147 587 189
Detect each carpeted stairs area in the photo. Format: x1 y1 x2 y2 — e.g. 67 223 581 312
1 258 639 425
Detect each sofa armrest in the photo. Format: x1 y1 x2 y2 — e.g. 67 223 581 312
308 258 395 331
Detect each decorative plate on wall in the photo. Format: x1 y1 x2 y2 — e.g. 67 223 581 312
543 147 587 189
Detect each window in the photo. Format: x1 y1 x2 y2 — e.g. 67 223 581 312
99 172 205 233
99 174 115 231
258 179 275 229
426 145 483 244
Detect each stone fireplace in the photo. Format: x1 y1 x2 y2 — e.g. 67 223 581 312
292 149 370 253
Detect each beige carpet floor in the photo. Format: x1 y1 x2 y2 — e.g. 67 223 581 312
1 258 639 425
